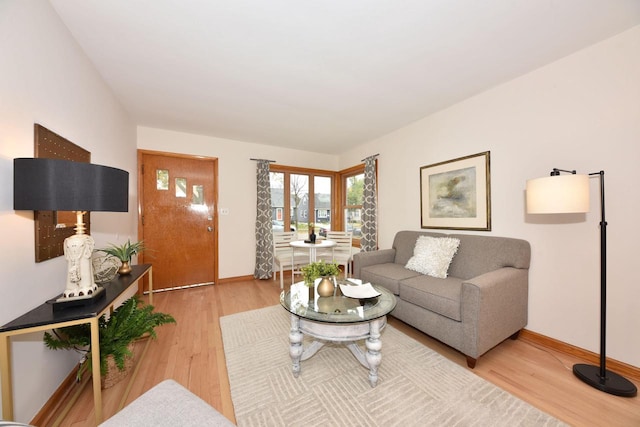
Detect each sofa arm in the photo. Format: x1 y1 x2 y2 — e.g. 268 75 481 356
352 249 396 279
460 267 529 359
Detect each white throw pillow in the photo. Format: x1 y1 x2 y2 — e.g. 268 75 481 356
405 236 460 279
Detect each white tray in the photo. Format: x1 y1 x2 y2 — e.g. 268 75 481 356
339 282 381 299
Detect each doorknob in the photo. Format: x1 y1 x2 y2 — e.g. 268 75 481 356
207 226 213 232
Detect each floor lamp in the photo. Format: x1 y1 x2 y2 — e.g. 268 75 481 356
526 168 637 397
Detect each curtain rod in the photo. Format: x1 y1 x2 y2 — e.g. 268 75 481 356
361 153 379 162
249 158 276 163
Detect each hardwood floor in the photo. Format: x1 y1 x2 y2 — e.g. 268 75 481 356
38 277 639 427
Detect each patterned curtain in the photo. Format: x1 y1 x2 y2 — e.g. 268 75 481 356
254 160 273 279
360 155 378 252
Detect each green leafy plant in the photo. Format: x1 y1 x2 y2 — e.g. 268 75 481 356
301 260 340 286
43 295 175 380
98 239 145 262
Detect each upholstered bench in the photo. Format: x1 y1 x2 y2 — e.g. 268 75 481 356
99 379 235 426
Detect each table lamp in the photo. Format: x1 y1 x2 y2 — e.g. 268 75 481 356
13 158 129 306
526 168 636 397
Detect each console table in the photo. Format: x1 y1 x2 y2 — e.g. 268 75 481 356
0 263 153 424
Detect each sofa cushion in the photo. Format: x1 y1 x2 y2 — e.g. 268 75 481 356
405 236 460 278
399 274 464 321
447 234 530 279
360 263 420 295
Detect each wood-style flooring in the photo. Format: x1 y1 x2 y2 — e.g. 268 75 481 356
37 277 640 427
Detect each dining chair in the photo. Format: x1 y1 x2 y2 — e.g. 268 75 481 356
273 231 307 289
317 231 353 278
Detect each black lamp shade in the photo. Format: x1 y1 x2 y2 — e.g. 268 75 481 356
13 158 129 212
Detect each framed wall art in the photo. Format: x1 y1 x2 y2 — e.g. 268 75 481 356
420 151 491 231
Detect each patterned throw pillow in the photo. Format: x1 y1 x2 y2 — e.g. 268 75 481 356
405 236 461 278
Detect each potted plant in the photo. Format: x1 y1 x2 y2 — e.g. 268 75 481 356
43 295 175 387
98 239 145 274
301 260 340 297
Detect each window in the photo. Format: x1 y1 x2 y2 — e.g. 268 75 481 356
339 165 366 244
269 164 373 243
270 171 288 233
270 166 333 240
314 176 332 236
290 173 309 236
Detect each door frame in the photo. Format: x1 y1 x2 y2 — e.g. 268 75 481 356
137 149 219 287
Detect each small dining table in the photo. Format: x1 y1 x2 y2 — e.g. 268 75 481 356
290 239 336 263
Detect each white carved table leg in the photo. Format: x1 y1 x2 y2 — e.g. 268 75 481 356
365 317 383 387
289 315 303 377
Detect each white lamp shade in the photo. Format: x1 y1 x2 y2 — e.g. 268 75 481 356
526 174 590 214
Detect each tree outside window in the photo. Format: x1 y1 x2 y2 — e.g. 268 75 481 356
344 172 364 238
290 174 309 237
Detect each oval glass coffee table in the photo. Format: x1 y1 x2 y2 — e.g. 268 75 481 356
280 281 397 387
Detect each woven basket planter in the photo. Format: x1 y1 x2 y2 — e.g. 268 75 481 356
101 343 135 389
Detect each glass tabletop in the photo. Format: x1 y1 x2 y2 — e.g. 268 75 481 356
280 281 397 324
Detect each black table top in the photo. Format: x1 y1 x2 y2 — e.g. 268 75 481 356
0 264 151 333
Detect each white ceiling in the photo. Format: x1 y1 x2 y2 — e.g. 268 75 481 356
50 0 640 154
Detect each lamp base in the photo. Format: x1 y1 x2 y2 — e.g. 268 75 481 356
573 363 637 397
47 286 105 312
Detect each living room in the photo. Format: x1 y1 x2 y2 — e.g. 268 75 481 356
1 1 639 425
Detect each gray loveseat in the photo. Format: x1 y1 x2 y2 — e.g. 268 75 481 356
353 230 530 368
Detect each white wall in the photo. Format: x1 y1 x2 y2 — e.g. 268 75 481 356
340 26 640 367
0 1 137 422
137 127 339 278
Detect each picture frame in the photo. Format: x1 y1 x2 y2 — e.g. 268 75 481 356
420 151 491 231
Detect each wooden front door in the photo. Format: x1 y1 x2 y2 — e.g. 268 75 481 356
139 151 218 290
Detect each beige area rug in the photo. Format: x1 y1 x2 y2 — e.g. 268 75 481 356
220 306 566 427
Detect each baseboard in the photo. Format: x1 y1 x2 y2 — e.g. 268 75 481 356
520 329 640 381
219 273 299 284
31 338 151 425
30 368 83 426
218 274 256 284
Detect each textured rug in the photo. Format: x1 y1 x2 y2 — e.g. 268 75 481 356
220 306 565 427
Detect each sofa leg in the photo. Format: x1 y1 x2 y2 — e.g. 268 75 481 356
510 330 521 340
466 356 477 369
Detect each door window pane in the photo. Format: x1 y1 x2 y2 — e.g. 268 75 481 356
157 169 169 190
176 178 187 197
192 185 204 205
